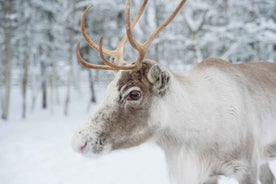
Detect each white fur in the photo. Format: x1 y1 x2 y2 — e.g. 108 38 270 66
149 66 276 183
72 61 276 184
72 75 121 155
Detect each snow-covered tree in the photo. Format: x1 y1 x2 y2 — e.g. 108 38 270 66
0 0 275 120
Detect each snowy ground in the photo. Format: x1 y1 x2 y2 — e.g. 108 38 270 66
0 87 275 184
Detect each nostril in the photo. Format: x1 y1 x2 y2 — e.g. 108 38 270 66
72 133 88 153
79 141 87 152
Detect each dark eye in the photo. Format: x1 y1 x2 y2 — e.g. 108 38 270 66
126 90 142 101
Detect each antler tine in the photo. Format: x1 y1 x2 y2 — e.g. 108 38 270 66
125 0 147 70
98 0 148 70
126 0 187 70
116 0 148 64
99 37 137 70
76 43 116 70
81 5 117 58
144 0 187 49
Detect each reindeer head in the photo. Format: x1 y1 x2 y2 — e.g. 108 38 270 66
72 0 186 156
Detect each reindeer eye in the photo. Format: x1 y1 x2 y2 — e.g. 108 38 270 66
126 90 141 101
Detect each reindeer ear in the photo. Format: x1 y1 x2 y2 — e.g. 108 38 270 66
147 64 170 96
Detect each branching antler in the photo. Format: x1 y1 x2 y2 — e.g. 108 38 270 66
76 1 148 70
125 0 187 70
76 0 187 71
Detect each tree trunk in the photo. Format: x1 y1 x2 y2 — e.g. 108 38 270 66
87 70 96 111
42 80 47 109
1 1 13 120
88 70 96 103
192 31 203 63
154 1 161 62
2 30 12 120
64 0 76 116
41 60 47 109
22 37 29 119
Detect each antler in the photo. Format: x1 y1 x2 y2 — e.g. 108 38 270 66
76 0 148 70
76 0 187 71
125 0 187 70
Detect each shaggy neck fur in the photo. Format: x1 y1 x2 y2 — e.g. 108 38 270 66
154 72 216 183
151 60 276 184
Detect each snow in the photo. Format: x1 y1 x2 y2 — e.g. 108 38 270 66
0 87 169 184
0 118 169 184
0 87 275 184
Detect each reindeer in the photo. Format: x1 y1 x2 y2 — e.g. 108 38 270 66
72 0 276 183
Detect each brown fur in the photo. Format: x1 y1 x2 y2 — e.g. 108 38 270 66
103 62 157 150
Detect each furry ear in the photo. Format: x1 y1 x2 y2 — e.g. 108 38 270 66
147 64 170 96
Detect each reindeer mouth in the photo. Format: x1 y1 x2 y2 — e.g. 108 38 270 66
72 132 112 157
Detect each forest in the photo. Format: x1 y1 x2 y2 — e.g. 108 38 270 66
0 0 275 120
0 1 276 184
